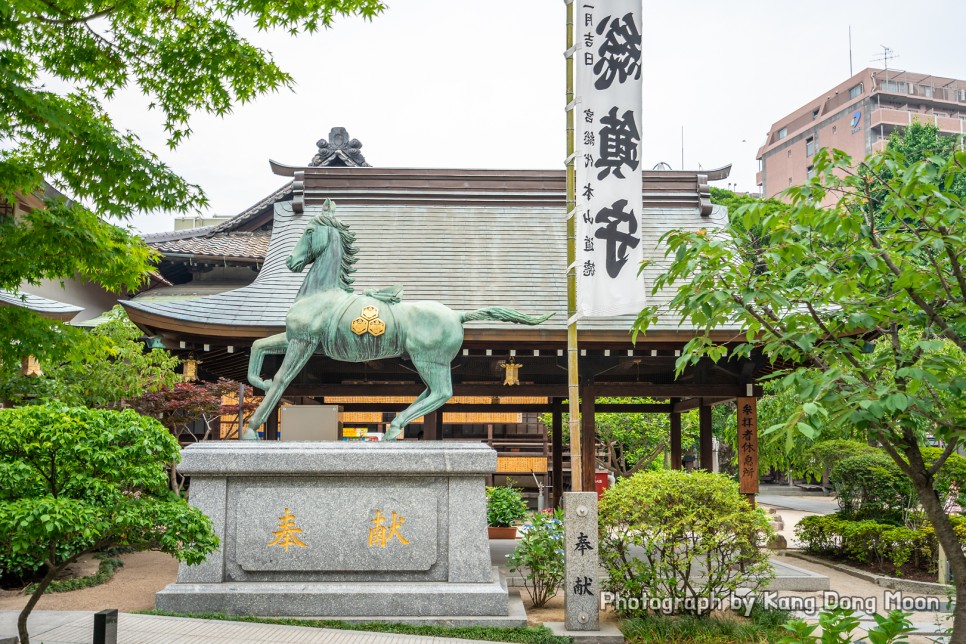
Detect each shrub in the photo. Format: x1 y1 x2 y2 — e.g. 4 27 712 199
796 513 930 576
599 470 774 617
485 485 529 528
506 510 565 608
795 514 847 555
620 605 791 643
831 453 913 523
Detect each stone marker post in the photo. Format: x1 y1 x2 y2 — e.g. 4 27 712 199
93 609 118 644
563 491 599 631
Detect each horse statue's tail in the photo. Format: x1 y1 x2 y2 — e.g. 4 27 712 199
459 307 553 325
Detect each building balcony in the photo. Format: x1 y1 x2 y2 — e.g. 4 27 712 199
870 107 966 136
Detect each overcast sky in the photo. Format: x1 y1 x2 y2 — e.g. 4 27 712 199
118 0 966 234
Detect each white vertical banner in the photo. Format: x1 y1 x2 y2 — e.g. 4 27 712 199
574 1 645 318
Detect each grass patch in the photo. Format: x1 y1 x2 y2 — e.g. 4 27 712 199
139 610 571 644
26 556 124 595
619 606 791 643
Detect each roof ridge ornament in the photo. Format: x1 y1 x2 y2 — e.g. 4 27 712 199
308 127 371 167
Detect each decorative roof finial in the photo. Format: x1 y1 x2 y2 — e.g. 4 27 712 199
309 127 371 167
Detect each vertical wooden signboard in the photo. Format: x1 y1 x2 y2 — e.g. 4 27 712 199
737 397 759 503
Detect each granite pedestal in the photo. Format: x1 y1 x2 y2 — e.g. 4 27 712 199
156 442 525 625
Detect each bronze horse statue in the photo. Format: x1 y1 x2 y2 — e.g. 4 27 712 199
244 199 552 440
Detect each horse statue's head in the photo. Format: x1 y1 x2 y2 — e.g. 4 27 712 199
286 199 359 292
287 199 336 273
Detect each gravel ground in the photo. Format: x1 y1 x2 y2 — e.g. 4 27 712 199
0 550 178 613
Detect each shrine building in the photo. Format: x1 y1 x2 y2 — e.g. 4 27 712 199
122 128 760 505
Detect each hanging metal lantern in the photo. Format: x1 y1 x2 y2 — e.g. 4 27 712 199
20 355 42 377
498 356 521 386
182 354 200 381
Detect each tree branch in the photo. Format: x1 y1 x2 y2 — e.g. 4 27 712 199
877 433 915 479
927 437 960 478
31 5 119 25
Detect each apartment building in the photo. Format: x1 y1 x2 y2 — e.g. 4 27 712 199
757 67 966 200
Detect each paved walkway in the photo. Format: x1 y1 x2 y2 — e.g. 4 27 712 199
757 494 838 514
0 611 517 644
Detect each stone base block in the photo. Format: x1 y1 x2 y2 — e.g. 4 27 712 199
304 592 529 627
545 620 626 644
156 567 511 618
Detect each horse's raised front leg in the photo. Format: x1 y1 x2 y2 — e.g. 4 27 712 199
247 332 288 391
243 338 317 439
385 359 453 441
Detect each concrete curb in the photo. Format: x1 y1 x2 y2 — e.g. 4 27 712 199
784 551 953 596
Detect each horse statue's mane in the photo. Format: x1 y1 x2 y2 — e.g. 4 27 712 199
311 211 359 293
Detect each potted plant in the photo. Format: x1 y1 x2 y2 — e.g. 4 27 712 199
486 484 529 539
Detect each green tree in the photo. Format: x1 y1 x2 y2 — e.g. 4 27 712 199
881 122 966 197
0 404 219 644
0 305 180 406
635 146 966 635
0 0 384 365
542 398 702 478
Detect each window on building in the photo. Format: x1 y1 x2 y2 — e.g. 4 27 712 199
0 201 13 219
777 127 787 140
806 166 816 180
787 149 792 158
921 85 934 98
806 137 816 157
849 83 863 99
812 108 820 120
880 80 906 94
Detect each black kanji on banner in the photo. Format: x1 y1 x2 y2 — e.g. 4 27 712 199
594 199 640 278
593 12 642 90
595 106 640 179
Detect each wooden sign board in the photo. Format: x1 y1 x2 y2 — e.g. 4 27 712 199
737 397 759 495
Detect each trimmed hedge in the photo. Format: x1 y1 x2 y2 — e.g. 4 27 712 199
795 513 966 576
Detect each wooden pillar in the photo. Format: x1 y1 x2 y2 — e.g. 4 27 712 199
670 398 682 470
551 398 564 509
580 387 596 493
699 402 713 472
265 403 280 441
435 410 444 440
423 412 437 441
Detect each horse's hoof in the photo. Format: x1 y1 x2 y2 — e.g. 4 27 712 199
384 426 401 441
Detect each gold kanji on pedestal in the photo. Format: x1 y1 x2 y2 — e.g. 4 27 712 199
368 509 409 547
266 507 308 551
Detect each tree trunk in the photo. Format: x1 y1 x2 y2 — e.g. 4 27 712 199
170 459 179 493
18 560 69 644
904 454 966 642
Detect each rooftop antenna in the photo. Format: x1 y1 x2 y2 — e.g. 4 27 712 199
871 45 898 72
848 25 853 77
680 126 684 170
